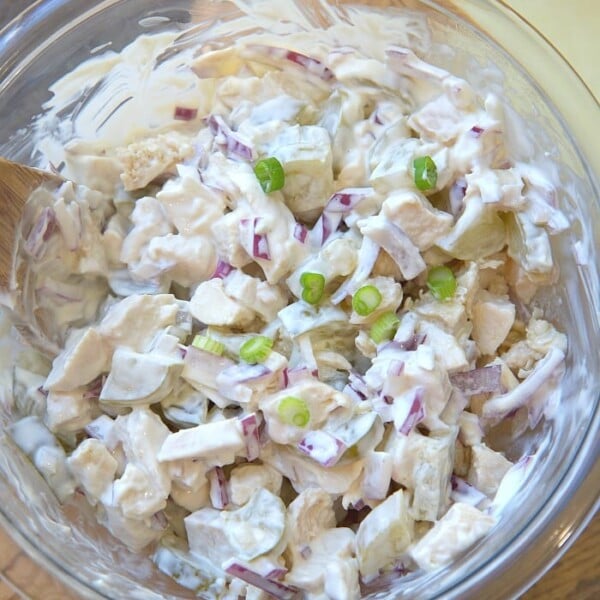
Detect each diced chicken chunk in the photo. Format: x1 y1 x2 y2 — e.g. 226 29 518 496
471 291 515 355
117 132 194 190
67 438 118 503
98 293 180 352
190 278 255 328
229 464 283 506
382 190 453 250
467 443 513 497
45 388 97 434
285 488 336 562
45 328 110 392
286 528 359 600
100 346 181 405
355 489 414 581
409 503 495 571
158 417 244 464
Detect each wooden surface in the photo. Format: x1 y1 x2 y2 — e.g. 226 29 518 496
0 0 598 599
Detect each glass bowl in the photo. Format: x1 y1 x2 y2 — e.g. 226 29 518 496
0 1 598 598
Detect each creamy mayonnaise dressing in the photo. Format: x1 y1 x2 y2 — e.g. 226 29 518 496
3 1 571 598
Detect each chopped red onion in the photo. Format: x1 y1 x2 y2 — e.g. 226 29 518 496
396 387 426 435
224 561 300 600
242 44 334 82
183 345 235 389
284 366 315 387
84 414 118 450
82 375 105 400
240 413 261 461
358 216 425 280
298 430 346 467
469 125 484 137
24 206 57 259
206 114 254 160
150 510 169 530
449 365 503 396
266 567 288 581
239 217 271 260
311 211 342 246
347 371 370 399
293 222 309 243
212 259 234 279
325 188 373 213
450 475 487 506
331 236 380 304
449 178 467 218
481 348 565 425
208 466 229 509
342 384 365 404
386 359 405 377
299 545 312 560
174 106 198 121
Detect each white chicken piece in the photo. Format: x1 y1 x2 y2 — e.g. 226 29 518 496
158 417 245 464
45 388 97 434
211 210 253 268
436 192 506 260
259 380 353 445
355 489 414 581
285 488 336 562
409 502 495 571
98 502 163 552
382 190 453 251
465 167 524 209
267 124 334 217
186 488 286 567
349 275 403 325
117 131 194 190
229 464 283 507
190 278 256 328
286 237 359 301
471 290 516 356
120 196 174 277
97 293 180 352
457 411 483 447
223 270 288 324
367 344 452 433
387 428 456 521
111 408 171 519
416 319 469 372
44 327 110 392
100 346 182 406
144 233 217 288
67 438 118 504
263 443 364 496
286 527 360 600
156 169 226 236
467 443 513 497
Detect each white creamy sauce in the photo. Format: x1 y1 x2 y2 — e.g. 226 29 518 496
1 1 572 598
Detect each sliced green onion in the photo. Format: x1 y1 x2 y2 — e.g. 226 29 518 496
192 334 225 356
426 265 457 300
370 311 400 344
254 157 285 193
239 335 273 364
413 155 438 191
352 285 382 317
300 272 325 305
277 396 310 427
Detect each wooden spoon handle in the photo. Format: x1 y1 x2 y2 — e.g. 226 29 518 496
0 158 62 288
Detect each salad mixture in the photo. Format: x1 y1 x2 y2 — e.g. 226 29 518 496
4 2 569 599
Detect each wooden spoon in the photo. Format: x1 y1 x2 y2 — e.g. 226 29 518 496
0 157 63 353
